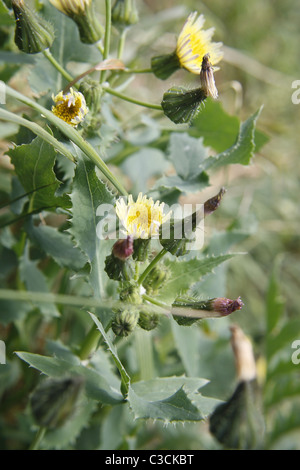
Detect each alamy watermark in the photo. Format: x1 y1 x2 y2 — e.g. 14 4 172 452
291 340 300 365
0 81 6 105
96 202 205 251
291 80 300 104
0 340 5 365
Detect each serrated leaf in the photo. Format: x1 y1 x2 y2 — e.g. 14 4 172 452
19 244 60 318
157 254 236 303
128 383 216 422
16 351 124 405
68 155 115 301
202 107 263 171
154 133 209 194
8 137 69 212
25 219 87 271
131 376 209 401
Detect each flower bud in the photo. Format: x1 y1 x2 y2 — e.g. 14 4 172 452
30 376 84 429
49 0 103 44
159 205 202 257
209 325 265 450
112 0 139 28
12 0 55 54
112 236 134 261
143 265 170 294
79 79 103 116
138 310 159 331
172 296 244 326
104 253 135 282
204 188 226 216
119 283 142 304
111 309 139 337
161 86 207 125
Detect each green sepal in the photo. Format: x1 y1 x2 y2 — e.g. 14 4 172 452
104 253 135 281
151 51 180 80
161 86 207 124
12 2 54 54
132 238 151 262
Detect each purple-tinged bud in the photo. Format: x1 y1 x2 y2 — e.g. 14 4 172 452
112 236 134 260
204 187 226 216
211 296 244 316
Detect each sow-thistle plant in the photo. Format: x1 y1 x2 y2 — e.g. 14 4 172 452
0 2 265 451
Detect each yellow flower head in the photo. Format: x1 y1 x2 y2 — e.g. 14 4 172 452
49 0 91 15
176 12 223 74
116 193 171 239
51 87 88 126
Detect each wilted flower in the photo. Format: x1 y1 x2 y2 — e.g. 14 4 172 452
151 11 223 80
12 0 54 54
49 0 103 44
51 87 88 126
116 193 171 239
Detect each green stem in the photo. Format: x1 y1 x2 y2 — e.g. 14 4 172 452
123 68 152 74
142 293 170 310
28 426 46 450
135 328 154 380
103 84 162 110
137 247 168 286
0 108 75 162
117 27 128 60
5 85 128 196
100 0 112 83
42 49 74 84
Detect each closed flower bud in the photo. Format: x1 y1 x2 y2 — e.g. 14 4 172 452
172 295 244 326
49 0 103 44
79 79 103 115
111 309 139 337
161 86 207 125
104 252 135 282
119 283 142 304
112 236 134 261
30 376 84 429
112 0 139 28
204 188 226 216
159 205 202 257
138 310 159 331
209 325 265 450
143 265 170 294
12 0 55 54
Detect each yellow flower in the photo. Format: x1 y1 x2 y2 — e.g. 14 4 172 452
176 12 223 74
151 11 223 80
116 193 171 239
51 87 88 126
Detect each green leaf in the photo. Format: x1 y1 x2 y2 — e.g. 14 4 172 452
19 244 60 318
90 312 130 396
128 379 219 422
68 154 115 300
131 376 209 400
154 133 209 194
202 107 263 171
266 258 285 334
25 219 87 271
157 254 236 303
0 1 14 26
8 137 70 213
16 351 124 405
